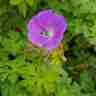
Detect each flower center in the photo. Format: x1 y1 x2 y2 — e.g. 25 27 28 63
40 31 53 38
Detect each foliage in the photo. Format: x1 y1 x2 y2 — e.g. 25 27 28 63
0 0 96 96
9 0 38 17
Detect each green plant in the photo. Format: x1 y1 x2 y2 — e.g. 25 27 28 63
9 0 38 17
0 0 96 96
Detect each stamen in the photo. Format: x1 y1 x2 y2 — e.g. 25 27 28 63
40 31 53 38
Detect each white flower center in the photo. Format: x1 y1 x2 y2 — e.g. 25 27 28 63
40 31 53 38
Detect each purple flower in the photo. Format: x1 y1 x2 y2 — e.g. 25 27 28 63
27 10 67 51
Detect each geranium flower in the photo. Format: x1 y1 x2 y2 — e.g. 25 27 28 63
27 10 67 51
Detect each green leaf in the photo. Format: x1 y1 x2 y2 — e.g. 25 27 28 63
10 0 22 5
18 2 27 18
26 0 33 7
16 19 26 36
